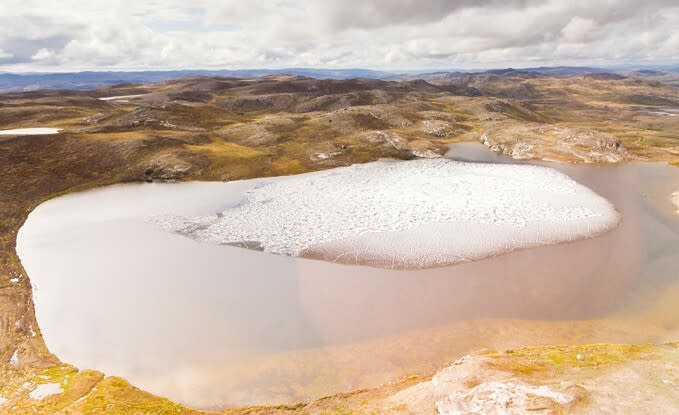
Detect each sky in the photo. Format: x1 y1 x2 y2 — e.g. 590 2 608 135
0 0 678 72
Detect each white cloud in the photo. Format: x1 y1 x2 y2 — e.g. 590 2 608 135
31 48 54 60
0 0 677 71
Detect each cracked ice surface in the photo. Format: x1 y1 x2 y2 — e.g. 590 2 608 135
151 159 620 268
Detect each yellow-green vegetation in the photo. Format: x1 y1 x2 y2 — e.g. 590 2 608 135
1 363 207 414
188 140 269 163
1 364 101 415
485 343 658 377
67 377 202 415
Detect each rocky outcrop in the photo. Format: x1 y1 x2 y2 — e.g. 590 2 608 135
384 343 678 415
362 130 443 158
481 124 633 163
386 354 581 415
143 153 193 181
437 381 574 415
420 120 467 137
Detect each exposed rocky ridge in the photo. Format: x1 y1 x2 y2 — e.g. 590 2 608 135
382 343 679 415
480 124 633 163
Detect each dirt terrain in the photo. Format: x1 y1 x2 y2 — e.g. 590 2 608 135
1 73 679 414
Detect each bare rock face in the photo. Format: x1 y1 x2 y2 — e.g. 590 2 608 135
420 120 467 137
143 153 192 180
480 124 632 163
362 130 443 159
116 106 177 129
436 381 573 415
386 355 577 415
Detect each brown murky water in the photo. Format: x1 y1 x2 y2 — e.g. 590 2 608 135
16 144 679 408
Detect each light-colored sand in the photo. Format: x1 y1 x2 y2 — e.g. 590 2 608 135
0 128 61 135
153 158 620 268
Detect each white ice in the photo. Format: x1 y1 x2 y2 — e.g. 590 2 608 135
29 383 63 400
9 350 19 366
0 128 61 135
152 158 620 268
98 94 145 101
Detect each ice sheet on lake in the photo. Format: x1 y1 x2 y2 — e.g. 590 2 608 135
152 159 620 268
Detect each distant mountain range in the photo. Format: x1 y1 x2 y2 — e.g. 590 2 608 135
0 69 396 92
0 66 677 93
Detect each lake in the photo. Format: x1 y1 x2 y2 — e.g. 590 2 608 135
16 143 679 409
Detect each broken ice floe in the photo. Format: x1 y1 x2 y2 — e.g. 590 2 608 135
151 158 620 268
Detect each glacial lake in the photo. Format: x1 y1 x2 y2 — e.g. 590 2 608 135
17 143 679 409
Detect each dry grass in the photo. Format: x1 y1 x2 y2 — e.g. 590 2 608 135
485 343 658 378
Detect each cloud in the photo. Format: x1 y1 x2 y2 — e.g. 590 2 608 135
0 0 677 71
306 0 531 31
31 48 54 61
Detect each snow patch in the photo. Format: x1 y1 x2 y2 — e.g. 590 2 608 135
642 109 679 117
98 94 145 101
436 381 573 415
29 383 63 400
0 128 61 136
151 158 620 268
0 396 5 405
311 151 342 161
9 350 19 367
672 191 679 214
